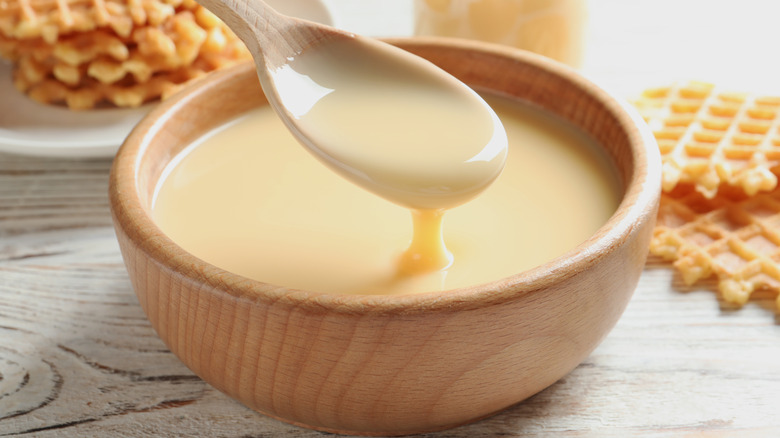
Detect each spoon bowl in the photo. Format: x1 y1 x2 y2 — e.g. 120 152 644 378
196 0 508 210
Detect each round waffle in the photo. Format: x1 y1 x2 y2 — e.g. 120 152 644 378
0 0 249 109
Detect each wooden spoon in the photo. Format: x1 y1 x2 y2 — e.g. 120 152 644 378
196 0 508 211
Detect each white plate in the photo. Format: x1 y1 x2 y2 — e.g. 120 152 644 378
0 60 152 158
0 0 332 159
0 0 334 158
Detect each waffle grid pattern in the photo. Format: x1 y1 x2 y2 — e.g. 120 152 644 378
634 81 780 199
652 184 780 308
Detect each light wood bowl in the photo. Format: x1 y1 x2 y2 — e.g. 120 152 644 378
109 38 661 436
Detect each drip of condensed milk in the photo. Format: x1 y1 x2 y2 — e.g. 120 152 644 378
267 38 508 274
152 94 621 296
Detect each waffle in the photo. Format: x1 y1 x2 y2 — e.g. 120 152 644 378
0 0 185 43
0 0 249 108
15 64 206 108
633 81 780 199
652 183 780 308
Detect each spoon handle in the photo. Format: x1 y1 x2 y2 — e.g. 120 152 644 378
196 0 335 69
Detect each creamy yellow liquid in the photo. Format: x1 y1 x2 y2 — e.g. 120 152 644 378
268 38 509 274
152 95 620 296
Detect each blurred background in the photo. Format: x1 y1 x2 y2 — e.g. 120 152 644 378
321 0 780 98
3 0 780 157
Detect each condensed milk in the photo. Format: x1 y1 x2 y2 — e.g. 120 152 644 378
266 37 509 275
152 94 620 296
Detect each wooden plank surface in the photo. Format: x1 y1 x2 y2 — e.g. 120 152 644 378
1 152 779 437
4 1 780 434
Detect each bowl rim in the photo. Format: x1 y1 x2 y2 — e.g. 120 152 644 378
109 37 661 314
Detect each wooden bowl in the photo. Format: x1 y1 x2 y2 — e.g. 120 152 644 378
109 38 660 436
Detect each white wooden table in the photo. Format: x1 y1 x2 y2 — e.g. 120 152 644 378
2 0 780 436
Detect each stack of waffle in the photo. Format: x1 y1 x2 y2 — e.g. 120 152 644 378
634 81 780 309
0 0 250 109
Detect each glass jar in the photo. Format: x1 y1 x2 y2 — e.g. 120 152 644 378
414 0 586 67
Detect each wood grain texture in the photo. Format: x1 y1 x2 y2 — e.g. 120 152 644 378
194 0 332 65
107 41 659 435
1 153 778 436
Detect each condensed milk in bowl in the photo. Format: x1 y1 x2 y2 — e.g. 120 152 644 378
109 38 660 436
